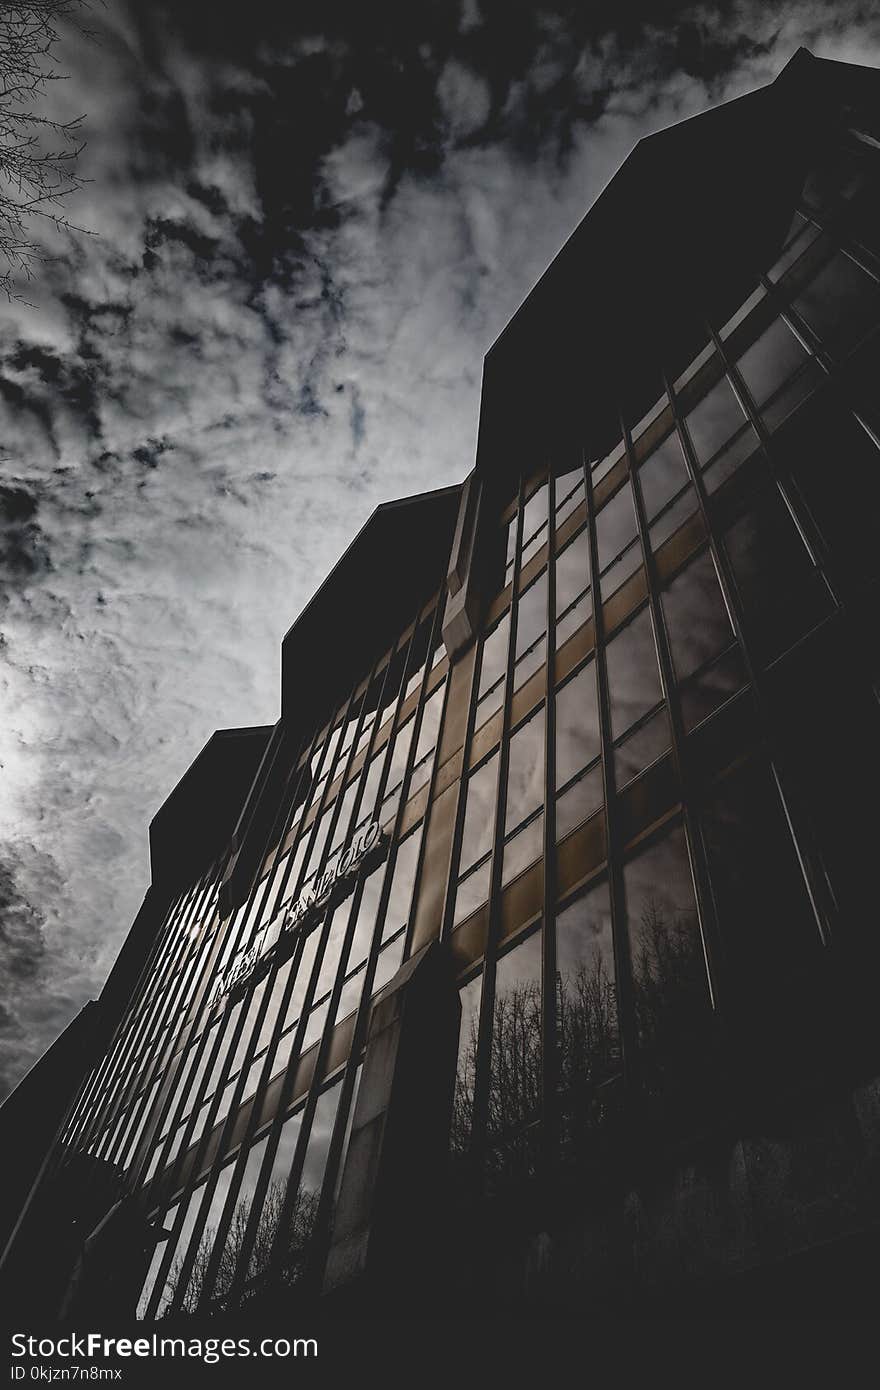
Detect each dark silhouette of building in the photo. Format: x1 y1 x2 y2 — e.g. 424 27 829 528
3 47 880 1322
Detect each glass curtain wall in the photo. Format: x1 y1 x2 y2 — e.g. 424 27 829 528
447 125 880 1196
60 586 449 1320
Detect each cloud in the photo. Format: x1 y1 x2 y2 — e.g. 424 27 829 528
0 0 879 1099
437 59 492 139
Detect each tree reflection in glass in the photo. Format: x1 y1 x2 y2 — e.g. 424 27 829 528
555 882 619 1162
622 826 713 1101
449 974 482 1169
269 1085 339 1298
485 931 542 1193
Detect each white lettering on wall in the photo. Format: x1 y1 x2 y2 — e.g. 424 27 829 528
207 821 385 1009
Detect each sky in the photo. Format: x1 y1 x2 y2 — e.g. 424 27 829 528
1 0 879 1102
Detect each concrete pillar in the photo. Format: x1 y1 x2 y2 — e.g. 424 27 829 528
442 471 482 659
323 941 461 1306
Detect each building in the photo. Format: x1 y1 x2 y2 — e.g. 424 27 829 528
3 46 880 1322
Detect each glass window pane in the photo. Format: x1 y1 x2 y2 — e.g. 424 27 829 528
259 851 290 926
662 551 731 680
513 572 547 689
505 707 545 835
613 705 670 788
205 1002 242 1099
329 779 359 854
556 880 619 1154
312 908 350 1004
638 433 688 519
354 708 376 759
239 1051 264 1105
460 754 499 875
723 488 833 665
354 752 383 829
556 764 604 840
373 936 405 995
555 527 591 619
502 813 543 886
719 285 766 340
274 1085 341 1289
239 1109 304 1307
180 1162 237 1312
662 550 745 731
684 376 748 466
761 360 824 434
404 617 432 698
378 647 406 725
556 594 591 648
486 931 543 1190
210 1135 270 1303
521 481 549 566
600 542 642 601
702 760 822 1020
736 317 809 407
681 648 748 731
702 423 759 494
154 1184 206 1318
623 825 713 1096
301 997 330 1051
335 966 365 1024
383 829 421 941
555 468 585 525
138 1224 173 1319
450 975 482 1164
382 716 414 809
477 613 509 710
454 860 491 926
649 485 697 552
503 514 517 586
596 482 637 575
286 927 322 1031
413 683 444 766
793 251 880 356
592 437 625 483
780 394 880 586
515 572 547 658
345 863 384 975
555 661 600 788
303 804 334 883
605 607 663 741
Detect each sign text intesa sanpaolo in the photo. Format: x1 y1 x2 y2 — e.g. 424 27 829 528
207 820 386 1009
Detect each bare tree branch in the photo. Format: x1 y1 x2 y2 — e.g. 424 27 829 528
0 2 95 302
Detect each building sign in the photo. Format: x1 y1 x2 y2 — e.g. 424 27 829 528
207 820 387 1010
285 819 384 931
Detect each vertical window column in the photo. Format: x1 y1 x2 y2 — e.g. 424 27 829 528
664 361 837 957
623 402 724 1020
